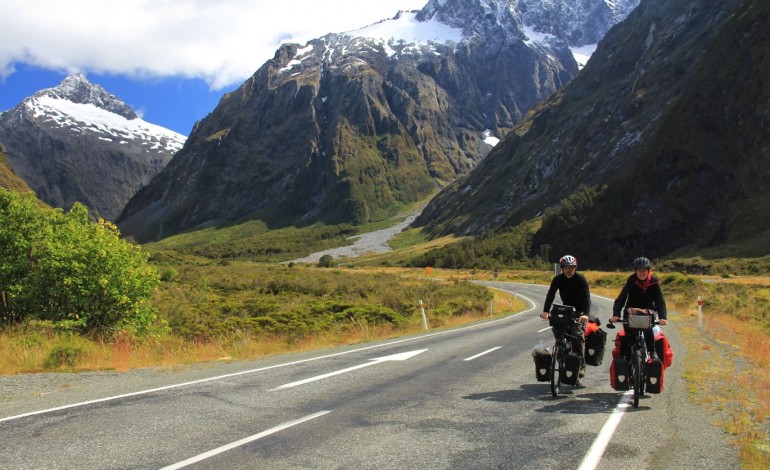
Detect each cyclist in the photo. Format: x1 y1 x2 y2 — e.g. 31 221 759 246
611 257 668 357
540 255 597 377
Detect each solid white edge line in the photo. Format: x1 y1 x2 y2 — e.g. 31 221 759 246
463 346 501 361
577 392 632 470
159 410 331 470
1 289 533 423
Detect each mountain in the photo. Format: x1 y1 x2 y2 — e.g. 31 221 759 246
0 144 35 194
0 74 185 221
414 0 769 267
117 0 638 242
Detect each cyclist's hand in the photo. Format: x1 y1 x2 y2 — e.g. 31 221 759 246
540 312 549 320
611 315 621 323
579 315 589 323
659 319 668 326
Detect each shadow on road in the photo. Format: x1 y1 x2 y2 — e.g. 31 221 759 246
462 384 626 414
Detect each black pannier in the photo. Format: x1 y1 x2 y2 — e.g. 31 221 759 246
584 328 608 366
549 304 576 327
534 353 552 382
560 353 582 385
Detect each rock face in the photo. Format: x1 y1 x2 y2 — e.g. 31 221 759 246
118 0 638 242
0 74 184 221
415 0 769 266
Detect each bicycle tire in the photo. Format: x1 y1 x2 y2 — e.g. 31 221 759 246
550 343 561 397
633 347 643 407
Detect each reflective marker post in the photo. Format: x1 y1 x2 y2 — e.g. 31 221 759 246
419 300 429 331
697 295 703 327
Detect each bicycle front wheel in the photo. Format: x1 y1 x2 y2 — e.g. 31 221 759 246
550 344 562 397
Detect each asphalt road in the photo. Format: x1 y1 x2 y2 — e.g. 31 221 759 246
0 282 738 469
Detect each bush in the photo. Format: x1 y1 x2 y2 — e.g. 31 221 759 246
318 254 335 268
0 190 161 336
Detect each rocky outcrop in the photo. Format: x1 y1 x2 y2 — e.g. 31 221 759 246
415 0 768 265
0 74 184 221
118 0 637 242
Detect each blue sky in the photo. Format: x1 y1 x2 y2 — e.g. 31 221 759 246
0 0 427 136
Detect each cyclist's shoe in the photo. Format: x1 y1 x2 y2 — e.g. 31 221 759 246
579 367 586 378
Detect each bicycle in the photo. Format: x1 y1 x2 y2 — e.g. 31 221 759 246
607 308 659 407
547 304 583 397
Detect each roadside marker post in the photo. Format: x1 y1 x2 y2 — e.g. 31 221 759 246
419 299 429 331
697 295 703 327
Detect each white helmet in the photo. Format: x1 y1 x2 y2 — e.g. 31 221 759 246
559 255 577 267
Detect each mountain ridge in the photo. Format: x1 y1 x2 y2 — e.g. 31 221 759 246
0 74 185 221
414 0 769 267
118 0 637 242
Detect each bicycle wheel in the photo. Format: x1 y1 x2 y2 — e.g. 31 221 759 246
550 344 561 397
632 347 643 407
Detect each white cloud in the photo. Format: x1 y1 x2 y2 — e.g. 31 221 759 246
0 0 427 89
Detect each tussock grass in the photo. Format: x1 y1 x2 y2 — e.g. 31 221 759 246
666 283 770 469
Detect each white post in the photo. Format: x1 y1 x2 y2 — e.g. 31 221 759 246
420 299 429 331
489 299 493 316
697 295 703 327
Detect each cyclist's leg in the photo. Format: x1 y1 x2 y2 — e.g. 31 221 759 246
571 324 587 376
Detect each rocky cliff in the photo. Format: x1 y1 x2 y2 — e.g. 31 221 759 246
118 0 637 242
415 0 769 266
0 74 184 221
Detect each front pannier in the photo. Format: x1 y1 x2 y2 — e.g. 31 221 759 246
534 353 552 382
561 353 582 385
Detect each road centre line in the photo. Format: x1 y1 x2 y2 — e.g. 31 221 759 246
463 347 501 361
577 392 633 469
159 410 331 470
0 292 535 423
272 349 427 390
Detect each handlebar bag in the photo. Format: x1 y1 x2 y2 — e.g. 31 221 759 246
549 304 576 327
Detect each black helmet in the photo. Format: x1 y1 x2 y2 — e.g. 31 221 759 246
632 257 652 269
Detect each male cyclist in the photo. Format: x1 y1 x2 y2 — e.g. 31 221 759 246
540 255 597 377
611 257 668 357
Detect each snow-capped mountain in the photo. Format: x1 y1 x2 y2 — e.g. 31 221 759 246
0 74 184 221
118 0 637 242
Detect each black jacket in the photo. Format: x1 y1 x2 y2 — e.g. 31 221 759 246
543 272 593 319
613 273 668 319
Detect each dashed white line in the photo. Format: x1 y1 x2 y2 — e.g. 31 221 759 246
159 410 331 469
463 347 501 361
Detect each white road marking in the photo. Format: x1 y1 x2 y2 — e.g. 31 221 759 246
463 347 501 361
272 349 427 390
1 302 528 423
2 282 542 424
159 410 331 469
577 391 633 470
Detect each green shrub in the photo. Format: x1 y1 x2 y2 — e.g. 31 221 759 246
43 345 83 369
0 189 160 336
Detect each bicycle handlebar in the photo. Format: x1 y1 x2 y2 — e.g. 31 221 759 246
606 317 660 329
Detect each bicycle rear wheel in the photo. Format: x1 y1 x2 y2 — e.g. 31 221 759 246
632 347 643 407
550 344 562 397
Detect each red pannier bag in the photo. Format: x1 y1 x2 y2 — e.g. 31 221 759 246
654 331 674 368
